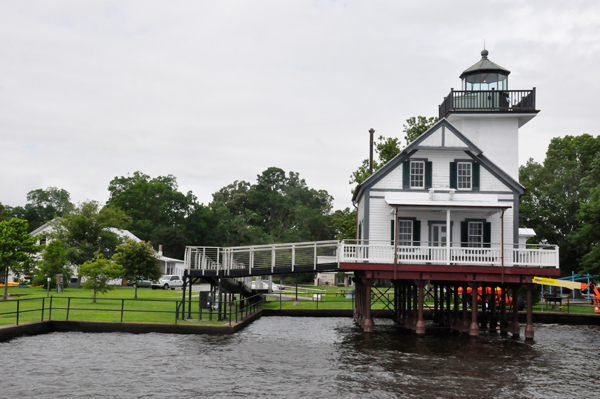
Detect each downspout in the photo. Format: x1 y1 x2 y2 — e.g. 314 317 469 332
394 205 398 280
501 209 505 284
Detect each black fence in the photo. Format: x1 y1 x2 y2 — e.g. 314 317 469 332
0 294 264 327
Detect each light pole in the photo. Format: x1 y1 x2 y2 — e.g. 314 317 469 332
47 277 51 297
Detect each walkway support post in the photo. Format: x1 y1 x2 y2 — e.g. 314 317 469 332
469 282 479 336
181 273 187 320
217 277 223 321
524 283 534 340
188 276 193 319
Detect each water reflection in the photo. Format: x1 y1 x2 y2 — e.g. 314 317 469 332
1 318 598 399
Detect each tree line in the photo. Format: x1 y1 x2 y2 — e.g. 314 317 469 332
1 117 599 291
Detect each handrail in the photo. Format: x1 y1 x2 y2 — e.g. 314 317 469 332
439 88 536 118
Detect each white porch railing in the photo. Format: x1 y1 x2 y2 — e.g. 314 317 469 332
184 239 559 274
340 240 559 268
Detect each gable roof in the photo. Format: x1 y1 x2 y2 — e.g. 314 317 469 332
352 118 524 202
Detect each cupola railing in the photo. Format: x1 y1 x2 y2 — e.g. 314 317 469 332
439 88 536 119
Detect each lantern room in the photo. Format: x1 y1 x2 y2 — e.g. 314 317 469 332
460 49 510 91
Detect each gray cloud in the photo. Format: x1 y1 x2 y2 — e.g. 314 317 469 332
1 1 599 210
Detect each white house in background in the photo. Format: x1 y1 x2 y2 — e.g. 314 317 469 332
348 49 557 268
24 221 185 286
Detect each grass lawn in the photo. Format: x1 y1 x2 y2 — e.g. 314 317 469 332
2 286 597 326
0 286 234 326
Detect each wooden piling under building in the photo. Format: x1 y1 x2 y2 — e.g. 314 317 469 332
346 263 560 339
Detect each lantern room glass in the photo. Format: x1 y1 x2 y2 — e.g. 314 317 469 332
463 73 508 91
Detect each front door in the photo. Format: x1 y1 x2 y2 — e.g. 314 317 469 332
431 224 447 262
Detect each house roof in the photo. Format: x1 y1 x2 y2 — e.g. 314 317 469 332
352 118 524 202
459 49 511 79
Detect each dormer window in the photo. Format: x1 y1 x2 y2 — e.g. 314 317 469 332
457 162 472 189
450 160 480 191
403 159 432 190
410 161 425 188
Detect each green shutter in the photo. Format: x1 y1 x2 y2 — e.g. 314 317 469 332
460 221 468 247
483 222 491 248
413 220 421 246
358 223 362 240
425 161 432 189
390 219 395 244
403 160 410 189
472 162 480 191
450 162 457 189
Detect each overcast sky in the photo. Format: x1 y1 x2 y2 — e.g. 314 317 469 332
1 1 599 211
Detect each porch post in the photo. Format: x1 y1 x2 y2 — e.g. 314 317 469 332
363 278 374 333
446 209 451 265
512 285 520 338
462 284 469 332
469 282 480 336
415 280 426 334
453 284 460 330
524 283 534 340
501 209 505 283
500 285 508 335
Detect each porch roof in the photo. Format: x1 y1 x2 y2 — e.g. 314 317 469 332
384 192 512 211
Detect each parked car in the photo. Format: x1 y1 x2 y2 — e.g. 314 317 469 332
151 275 184 290
126 280 153 288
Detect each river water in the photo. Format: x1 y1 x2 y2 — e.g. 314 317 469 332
1 317 599 398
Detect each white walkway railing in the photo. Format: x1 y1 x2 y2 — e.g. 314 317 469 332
185 241 340 275
184 240 559 275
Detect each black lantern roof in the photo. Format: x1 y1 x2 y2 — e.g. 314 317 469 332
459 49 510 80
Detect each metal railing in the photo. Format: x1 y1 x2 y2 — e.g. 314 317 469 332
0 296 183 326
340 240 559 268
0 295 264 327
439 89 536 118
185 240 340 275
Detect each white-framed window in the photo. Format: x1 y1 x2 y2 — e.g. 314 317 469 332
410 161 425 189
468 222 483 247
457 162 472 190
397 220 413 246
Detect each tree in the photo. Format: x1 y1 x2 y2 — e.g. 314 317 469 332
403 116 439 146
350 116 438 185
107 172 197 258
6 188 74 232
519 134 600 275
53 201 129 280
35 239 71 288
574 154 600 275
248 168 334 243
0 219 38 300
113 240 161 299
331 207 357 240
79 253 123 303
0 202 11 222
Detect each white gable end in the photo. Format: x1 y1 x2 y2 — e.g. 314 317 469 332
416 125 469 149
419 129 443 146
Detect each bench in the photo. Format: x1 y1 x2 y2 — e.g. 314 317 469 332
544 295 563 307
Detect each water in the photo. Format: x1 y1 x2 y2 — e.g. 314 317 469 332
1 317 599 398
